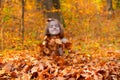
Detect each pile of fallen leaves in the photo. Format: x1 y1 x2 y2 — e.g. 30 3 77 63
0 50 120 80
39 36 71 56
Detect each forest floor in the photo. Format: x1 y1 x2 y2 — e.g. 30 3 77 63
0 43 120 80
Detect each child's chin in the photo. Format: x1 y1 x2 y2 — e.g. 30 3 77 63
51 33 59 36
50 32 59 35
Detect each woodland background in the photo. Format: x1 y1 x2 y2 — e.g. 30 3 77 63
0 0 120 53
0 0 120 79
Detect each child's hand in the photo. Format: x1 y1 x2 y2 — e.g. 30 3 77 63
61 38 68 43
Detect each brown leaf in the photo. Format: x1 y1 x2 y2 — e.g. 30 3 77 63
56 77 65 80
0 69 5 75
49 38 56 45
38 63 44 71
22 65 32 73
21 73 31 80
53 68 59 76
10 71 18 78
31 72 38 79
43 47 50 54
54 56 65 66
3 61 13 73
55 39 62 44
31 66 38 73
37 72 45 80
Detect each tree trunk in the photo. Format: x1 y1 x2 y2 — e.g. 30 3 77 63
43 0 64 25
107 0 114 19
43 0 53 18
21 0 25 44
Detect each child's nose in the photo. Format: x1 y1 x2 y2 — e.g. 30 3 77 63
53 26 56 29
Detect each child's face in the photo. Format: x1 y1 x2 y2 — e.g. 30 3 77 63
48 21 60 35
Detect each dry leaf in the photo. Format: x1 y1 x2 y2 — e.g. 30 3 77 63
55 39 62 44
0 69 5 75
56 77 65 80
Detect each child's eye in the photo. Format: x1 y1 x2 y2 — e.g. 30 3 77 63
55 24 59 27
49 25 53 28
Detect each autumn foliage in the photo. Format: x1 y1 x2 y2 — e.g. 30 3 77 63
0 0 120 80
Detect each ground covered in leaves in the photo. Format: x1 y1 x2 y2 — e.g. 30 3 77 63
0 48 120 80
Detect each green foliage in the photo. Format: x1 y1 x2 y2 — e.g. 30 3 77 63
3 15 11 22
3 7 10 13
2 7 11 22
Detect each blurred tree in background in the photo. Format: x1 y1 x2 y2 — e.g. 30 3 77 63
107 0 114 19
21 0 25 44
43 0 64 25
